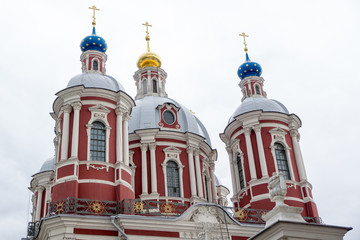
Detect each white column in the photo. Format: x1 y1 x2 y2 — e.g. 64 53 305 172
290 129 308 181
43 185 51 218
187 147 197 197
194 150 204 198
141 143 148 195
226 147 238 194
210 163 217 203
253 125 268 178
115 108 123 163
149 142 158 194
123 113 130 166
60 105 72 161
35 187 44 221
70 102 81 159
244 127 257 180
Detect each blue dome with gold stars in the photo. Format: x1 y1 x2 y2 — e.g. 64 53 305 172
237 53 262 79
80 27 107 53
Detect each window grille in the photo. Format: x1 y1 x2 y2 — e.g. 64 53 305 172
237 154 245 189
255 85 261 95
143 79 147 94
166 161 180 197
90 121 106 162
152 79 158 93
93 60 99 71
275 143 291 180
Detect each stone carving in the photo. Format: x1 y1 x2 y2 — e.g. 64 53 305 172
268 172 287 206
191 206 219 224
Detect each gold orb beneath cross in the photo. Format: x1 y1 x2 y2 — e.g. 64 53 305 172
137 52 162 69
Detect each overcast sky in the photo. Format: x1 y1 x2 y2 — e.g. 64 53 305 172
0 0 359 239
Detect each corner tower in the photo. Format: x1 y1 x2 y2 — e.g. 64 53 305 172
220 33 318 219
29 7 135 225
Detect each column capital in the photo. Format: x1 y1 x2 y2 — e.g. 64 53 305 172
140 143 148 151
115 107 127 115
71 102 82 110
149 142 156 150
35 186 45 192
290 129 299 138
123 112 131 121
243 127 252 136
194 149 200 156
252 124 261 133
61 104 72 113
225 146 232 154
187 146 196 154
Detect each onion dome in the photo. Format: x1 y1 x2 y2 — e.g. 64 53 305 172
237 53 262 79
137 22 162 69
137 51 162 69
80 27 107 53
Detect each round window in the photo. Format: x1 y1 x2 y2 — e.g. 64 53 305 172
163 110 175 125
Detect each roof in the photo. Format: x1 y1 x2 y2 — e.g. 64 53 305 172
67 73 125 92
39 157 55 173
129 96 212 146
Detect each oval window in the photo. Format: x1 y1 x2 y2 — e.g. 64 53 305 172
163 110 175 125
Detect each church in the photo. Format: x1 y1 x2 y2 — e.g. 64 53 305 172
25 6 351 240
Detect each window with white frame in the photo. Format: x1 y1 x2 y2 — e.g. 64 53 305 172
152 79 158 93
166 161 180 197
204 175 210 202
93 60 99 71
90 121 106 161
237 154 245 189
255 84 261 95
143 79 147 94
275 143 291 180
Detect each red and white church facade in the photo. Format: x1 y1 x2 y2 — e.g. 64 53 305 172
26 13 351 240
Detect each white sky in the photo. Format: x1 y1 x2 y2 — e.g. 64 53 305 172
0 0 359 239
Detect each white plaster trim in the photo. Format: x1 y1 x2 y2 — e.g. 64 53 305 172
81 100 116 109
86 104 111 163
162 146 184 198
269 127 295 180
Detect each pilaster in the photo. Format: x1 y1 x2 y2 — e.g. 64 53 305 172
60 105 72 161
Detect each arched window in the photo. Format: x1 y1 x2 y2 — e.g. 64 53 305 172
93 60 99 71
275 143 291 180
204 175 210 202
90 121 106 162
142 79 147 94
152 79 158 93
255 85 261 95
166 161 180 197
237 154 245 189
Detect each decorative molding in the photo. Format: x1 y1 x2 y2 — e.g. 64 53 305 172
86 164 109 172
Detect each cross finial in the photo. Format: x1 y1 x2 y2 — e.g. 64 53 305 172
89 5 100 27
239 32 249 53
142 21 152 52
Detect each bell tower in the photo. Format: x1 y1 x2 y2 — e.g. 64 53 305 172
220 33 318 219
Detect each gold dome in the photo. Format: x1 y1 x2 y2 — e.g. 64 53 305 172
137 51 162 69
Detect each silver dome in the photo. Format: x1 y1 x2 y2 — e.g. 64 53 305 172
129 96 212 146
39 157 55 173
229 97 289 123
67 73 125 92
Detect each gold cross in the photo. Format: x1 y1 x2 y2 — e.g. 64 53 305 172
190 110 195 114
239 32 249 52
142 22 152 52
89 5 100 27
